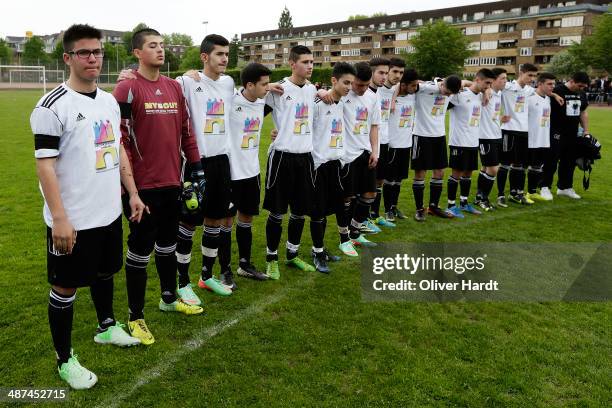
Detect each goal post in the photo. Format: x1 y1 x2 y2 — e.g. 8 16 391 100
0 65 47 93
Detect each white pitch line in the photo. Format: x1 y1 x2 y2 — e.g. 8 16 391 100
96 274 315 408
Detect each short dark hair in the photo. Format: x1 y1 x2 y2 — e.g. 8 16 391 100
389 57 406 69
369 57 390 68
200 34 229 54
332 62 357 80
572 71 590 84
354 62 372 82
401 68 419 84
537 72 556 84
240 62 272 87
132 28 161 51
62 24 102 52
476 68 496 80
491 68 507 78
289 45 312 62
444 75 462 94
520 63 538 73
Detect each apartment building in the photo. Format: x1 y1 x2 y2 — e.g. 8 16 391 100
241 0 609 76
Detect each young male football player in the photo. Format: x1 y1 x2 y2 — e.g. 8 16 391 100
32 24 145 389
525 73 556 201
366 57 395 228
475 68 507 211
310 62 357 272
411 75 462 221
114 28 204 346
498 63 538 206
445 68 495 217
174 34 237 296
384 69 419 219
542 71 590 200
341 62 381 248
228 62 272 281
263 45 318 279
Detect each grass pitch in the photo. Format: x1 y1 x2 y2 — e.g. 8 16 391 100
0 89 610 407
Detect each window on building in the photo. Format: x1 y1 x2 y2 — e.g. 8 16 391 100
474 12 485 20
401 20 410 27
396 32 408 41
323 45 330 51
561 16 583 27
465 57 480 66
522 29 533 39
520 47 532 56
528 5 540 14
373 42 381 49
560 35 581 46
469 42 481 51
483 24 499 34
465 26 482 35
481 41 498 50
480 57 496 66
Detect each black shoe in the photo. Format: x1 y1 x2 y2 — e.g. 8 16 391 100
414 209 426 222
220 270 237 290
237 263 269 281
311 251 330 274
427 205 454 219
322 248 341 262
393 207 408 220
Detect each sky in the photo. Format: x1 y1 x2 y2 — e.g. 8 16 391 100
2 0 486 42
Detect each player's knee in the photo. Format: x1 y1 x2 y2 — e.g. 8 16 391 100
52 285 76 296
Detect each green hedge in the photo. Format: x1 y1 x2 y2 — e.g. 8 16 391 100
166 67 334 86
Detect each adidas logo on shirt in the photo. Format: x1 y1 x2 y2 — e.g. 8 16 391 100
326 110 332 115
235 106 242 112
285 95 292 101
155 89 163 96
76 113 86 121
195 87 203 92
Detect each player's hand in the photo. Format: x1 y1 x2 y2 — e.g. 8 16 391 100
271 129 278 141
368 153 378 169
482 88 492 106
52 217 77 255
268 82 284 95
554 94 565 106
128 192 149 223
117 69 137 82
185 70 200 81
501 115 511 123
390 98 396 113
317 89 334 104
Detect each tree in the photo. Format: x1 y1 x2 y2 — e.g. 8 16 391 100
545 51 588 78
162 33 193 46
348 12 387 21
164 48 180 71
50 42 64 60
22 36 50 65
228 34 241 69
0 39 12 64
402 21 473 79
278 6 293 29
122 23 149 54
179 46 202 70
569 13 612 73
103 42 130 71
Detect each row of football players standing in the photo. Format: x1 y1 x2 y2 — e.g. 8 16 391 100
31 24 590 389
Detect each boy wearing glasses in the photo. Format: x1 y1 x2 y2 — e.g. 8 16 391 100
31 24 145 389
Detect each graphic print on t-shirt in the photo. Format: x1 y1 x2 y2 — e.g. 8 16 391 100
330 118 343 148
399 105 413 128
93 119 119 172
566 100 581 116
353 106 369 135
469 105 481 127
514 95 525 112
293 102 310 135
431 95 446 116
380 98 391 121
241 116 260 149
541 107 551 127
204 98 225 133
